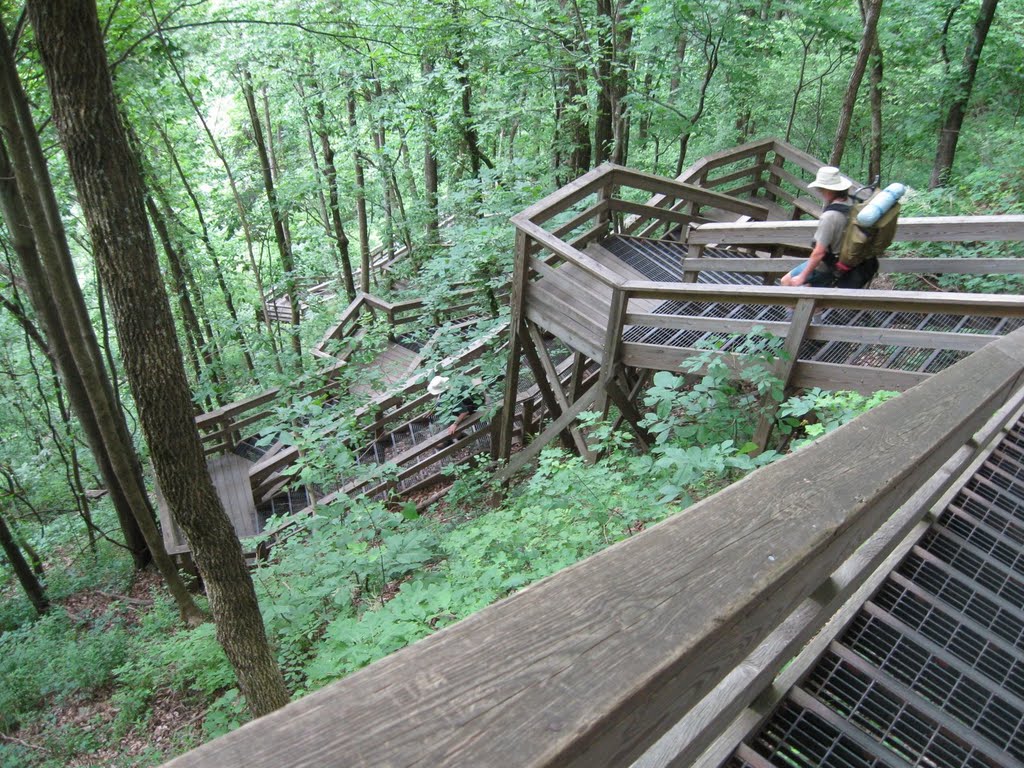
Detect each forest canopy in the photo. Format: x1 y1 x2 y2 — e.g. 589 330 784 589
0 0 1022 764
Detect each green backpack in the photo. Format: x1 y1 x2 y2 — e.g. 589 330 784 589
834 199 901 270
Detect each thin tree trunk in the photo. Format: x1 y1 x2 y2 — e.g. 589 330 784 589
868 29 884 182
152 123 257 376
147 25 281 369
241 70 302 369
674 29 722 176
0 26 205 624
594 0 615 165
829 0 883 167
930 0 999 188
348 93 371 293
422 55 440 245
0 508 48 615
295 79 337 270
27 0 289 716
145 195 221 409
314 99 356 300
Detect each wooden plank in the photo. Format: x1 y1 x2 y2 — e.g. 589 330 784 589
688 215 1024 246
702 165 761 189
608 198 712 229
525 301 604 363
684 138 777 175
208 453 259 539
610 166 770 220
771 138 829 174
620 343 930 392
514 219 624 287
768 163 814 198
623 313 999 354
673 256 1024 275
195 388 280 430
619 280 1024 317
494 384 602 483
753 297 815 450
163 329 1024 768
517 164 614 225
526 321 593 460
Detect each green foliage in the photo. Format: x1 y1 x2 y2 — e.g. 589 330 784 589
0 610 130 731
777 388 901 449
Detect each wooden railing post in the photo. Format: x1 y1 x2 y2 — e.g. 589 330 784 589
498 229 530 461
596 287 628 418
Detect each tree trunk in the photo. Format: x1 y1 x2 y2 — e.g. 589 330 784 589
153 123 257 377
930 0 1000 188
314 100 356 301
0 21 206 623
348 93 371 293
422 55 441 245
27 0 290 717
241 70 302 369
594 0 615 165
868 29 884 182
148 29 281 370
0 509 48 615
674 29 722 176
829 0 883 167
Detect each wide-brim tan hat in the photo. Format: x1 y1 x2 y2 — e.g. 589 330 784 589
808 166 852 191
427 375 449 396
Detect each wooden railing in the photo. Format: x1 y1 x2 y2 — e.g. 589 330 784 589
498 139 1024 473
164 326 1024 768
313 285 507 360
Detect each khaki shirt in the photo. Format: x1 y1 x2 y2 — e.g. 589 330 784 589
813 208 848 257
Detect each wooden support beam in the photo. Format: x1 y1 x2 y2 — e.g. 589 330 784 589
499 230 530 460
494 386 602 484
605 377 651 451
521 322 578 454
526 321 594 461
753 298 815 451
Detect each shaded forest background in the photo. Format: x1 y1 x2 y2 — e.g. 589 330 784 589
0 0 1022 764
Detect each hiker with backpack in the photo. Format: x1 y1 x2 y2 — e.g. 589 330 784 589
780 166 901 290
781 166 861 288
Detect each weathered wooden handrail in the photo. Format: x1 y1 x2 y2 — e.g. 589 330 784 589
675 255 1024 275
618 279 1024 314
164 327 1024 768
687 214 1024 249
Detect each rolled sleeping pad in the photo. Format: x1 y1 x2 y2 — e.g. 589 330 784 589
856 183 906 226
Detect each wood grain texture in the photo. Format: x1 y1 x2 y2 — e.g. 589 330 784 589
688 215 1024 245
164 329 1024 768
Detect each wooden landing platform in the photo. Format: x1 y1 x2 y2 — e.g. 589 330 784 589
524 234 1024 394
525 242 662 363
157 452 259 556
348 341 421 398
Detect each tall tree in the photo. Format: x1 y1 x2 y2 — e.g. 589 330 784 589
829 0 884 166
929 0 1000 188
0 28 206 627
26 0 290 717
241 69 302 367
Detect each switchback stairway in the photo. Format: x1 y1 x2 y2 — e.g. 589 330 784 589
496 138 1024 477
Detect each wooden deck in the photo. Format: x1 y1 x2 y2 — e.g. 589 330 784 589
524 234 1024 393
156 452 258 556
347 340 421 398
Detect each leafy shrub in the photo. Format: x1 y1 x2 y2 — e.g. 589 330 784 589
0 610 130 731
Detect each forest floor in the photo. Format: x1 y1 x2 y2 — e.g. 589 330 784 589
5 569 207 767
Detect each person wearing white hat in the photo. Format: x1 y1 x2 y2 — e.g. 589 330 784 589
427 374 485 436
780 166 853 288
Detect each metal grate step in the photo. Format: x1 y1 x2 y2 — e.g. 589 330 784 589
732 412 1024 767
